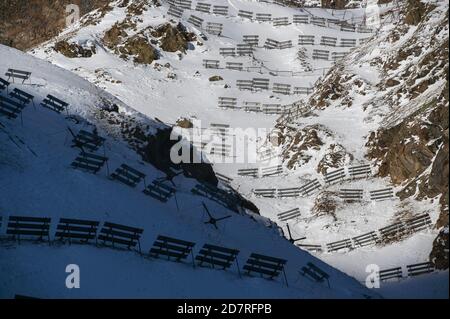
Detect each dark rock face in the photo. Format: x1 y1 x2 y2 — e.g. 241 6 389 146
0 0 111 50
430 230 449 270
139 127 218 185
404 0 427 25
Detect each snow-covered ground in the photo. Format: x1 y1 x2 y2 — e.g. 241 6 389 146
1 0 448 298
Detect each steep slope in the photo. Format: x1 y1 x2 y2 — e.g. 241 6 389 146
2 0 447 298
275 0 448 282
0 44 379 298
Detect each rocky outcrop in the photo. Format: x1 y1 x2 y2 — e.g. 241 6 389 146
154 23 195 53
430 229 449 269
120 36 159 65
54 40 96 58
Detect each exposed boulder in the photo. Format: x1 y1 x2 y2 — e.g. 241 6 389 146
152 23 196 53
103 23 128 48
209 75 223 82
119 36 159 64
54 40 96 58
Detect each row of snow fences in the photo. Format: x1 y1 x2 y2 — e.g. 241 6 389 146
234 78 312 96
1 76 70 122
5 68 31 84
298 35 361 48
237 165 284 178
297 213 433 253
204 22 223 35
243 35 259 46
167 5 184 18
264 38 293 50
253 178 322 198
166 0 373 33
378 262 436 282
187 14 204 28
204 59 318 80
324 164 372 184
252 164 375 199
69 147 178 203
4 214 327 286
218 98 302 115
277 208 301 222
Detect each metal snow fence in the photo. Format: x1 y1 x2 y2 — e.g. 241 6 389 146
340 38 357 47
379 267 402 281
273 17 290 27
404 214 432 233
218 97 238 109
298 179 321 196
195 2 211 13
369 188 394 201
219 48 236 57
311 17 326 27
326 238 353 252
264 38 279 49
169 0 192 10
167 5 184 18
278 40 293 49
277 187 302 198
348 164 372 179
261 165 283 177
323 167 346 185
238 168 259 178
340 24 356 32
331 52 347 61
277 208 301 222
253 188 277 198
293 87 314 95
262 104 283 115
202 59 220 69
407 262 435 277
236 44 254 56
298 35 315 45
352 231 379 247
252 78 270 91
205 22 223 36
243 101 262 112
225 62 244 71
187 15 203 28
212 5 228 16
320 36 337 47
256 13 272 22
312 49 329 60
293 14 309 24
339 189 364 201
236 80 253 91
238 10 253 20
272 83 291 95
243 35 259 47
357 26 373 33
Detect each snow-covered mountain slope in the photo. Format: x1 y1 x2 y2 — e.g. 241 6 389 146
1 0 448 298
0 44 379 298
